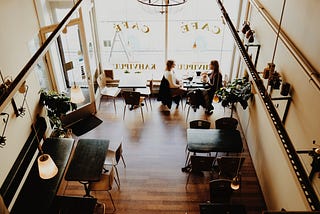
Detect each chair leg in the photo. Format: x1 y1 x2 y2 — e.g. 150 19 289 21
186 106 191 122
121 154 126 168
113 97 117 114
185 173 191 190
144 98 148 111
114 177 120 189
114 166 121 187
148 95 152 110
123 105 126 120
107 190 116 213
185 151 191 167
140 105 144 122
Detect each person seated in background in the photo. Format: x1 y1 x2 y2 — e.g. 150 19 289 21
158 60 186 110
202 60 223 114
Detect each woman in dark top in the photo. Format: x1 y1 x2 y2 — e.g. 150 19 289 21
204 60 223 114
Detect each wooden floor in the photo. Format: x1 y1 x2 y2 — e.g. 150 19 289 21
61 97 266 214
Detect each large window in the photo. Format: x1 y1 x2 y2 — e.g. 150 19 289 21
95 0 241 80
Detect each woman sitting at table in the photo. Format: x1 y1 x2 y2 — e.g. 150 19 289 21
163 60 186 108
202 60 223 114
158 60 185 110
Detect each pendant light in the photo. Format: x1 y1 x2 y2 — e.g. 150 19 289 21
263 0 286 84
230 150 244 190
25 96 58 179
70 84 85 104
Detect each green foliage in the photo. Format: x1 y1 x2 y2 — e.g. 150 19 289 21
39 89 77 129
215 78 252 110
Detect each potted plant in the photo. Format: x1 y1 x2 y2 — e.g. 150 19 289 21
215 77 252 118
39 89 77 137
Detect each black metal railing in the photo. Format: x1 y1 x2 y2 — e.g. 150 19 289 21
216 0 320 210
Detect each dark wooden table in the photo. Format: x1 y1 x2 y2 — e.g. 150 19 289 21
199 203 247 214
50 196 97 214
11 138 74 214
65 139 109 197
187 129 243 153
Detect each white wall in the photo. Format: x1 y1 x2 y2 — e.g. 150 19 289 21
236 0 320 211
0 0 42 185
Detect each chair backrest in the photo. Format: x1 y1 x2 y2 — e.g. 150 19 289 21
215 117 238 130
209 179 233 203
190 156 215 172
189 120 211 129
122 91 141 106
115 142 123 164
97 73 106 88
186 90 201 106
217 156 245 179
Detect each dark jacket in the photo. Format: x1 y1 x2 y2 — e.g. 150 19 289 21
157 76 172 108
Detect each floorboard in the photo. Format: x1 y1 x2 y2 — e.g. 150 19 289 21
62 97 266 214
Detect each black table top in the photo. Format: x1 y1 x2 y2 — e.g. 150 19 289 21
50 196 97 214
183 81 210 89
200 203 246 214
65 139 109 182
11 138 74 214
187 129 243 153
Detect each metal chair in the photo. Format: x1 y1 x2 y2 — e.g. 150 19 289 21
209 179 234 203
88 166 116 213
104 137 126 188
185 155 215 189
185 90 202 122
189 120 211 129
216 156 245 181
97 74 121 113
215 117 238 130
122 91 145 122
136 80 152 111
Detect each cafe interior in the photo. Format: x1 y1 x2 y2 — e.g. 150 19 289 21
0 0 320 213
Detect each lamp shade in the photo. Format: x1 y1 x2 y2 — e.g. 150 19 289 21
37 154 58 179
70 85 85 104
230 176 240 190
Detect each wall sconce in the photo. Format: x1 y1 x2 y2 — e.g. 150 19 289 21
0 113 9 148
12 81 29 117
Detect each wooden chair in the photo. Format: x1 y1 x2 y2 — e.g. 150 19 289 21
88 166 116 213
209 179 234 203
122 91 145 122
136 80 152 111
186 155 215 189
104 137 126 188
97 73 121 113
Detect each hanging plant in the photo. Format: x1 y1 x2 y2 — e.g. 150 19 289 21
39 89 77 134
215 78 252 117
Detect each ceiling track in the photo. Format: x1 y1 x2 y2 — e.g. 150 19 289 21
215 0 320 210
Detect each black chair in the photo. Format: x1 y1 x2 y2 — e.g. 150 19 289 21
122 91 144 122
185 90 202 122
189 120 211 129
217 156 245 179
186 155 215 189
215 117 238 130
209 179 234 203
199 203 247 214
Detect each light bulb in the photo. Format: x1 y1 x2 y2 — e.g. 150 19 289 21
230 176 240 190
213 94 220 103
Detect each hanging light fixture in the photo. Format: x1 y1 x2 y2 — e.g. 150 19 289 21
137 0 188 14
25 89 58 179
70 84 85 103
230 150 244 190
262 0 286 86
